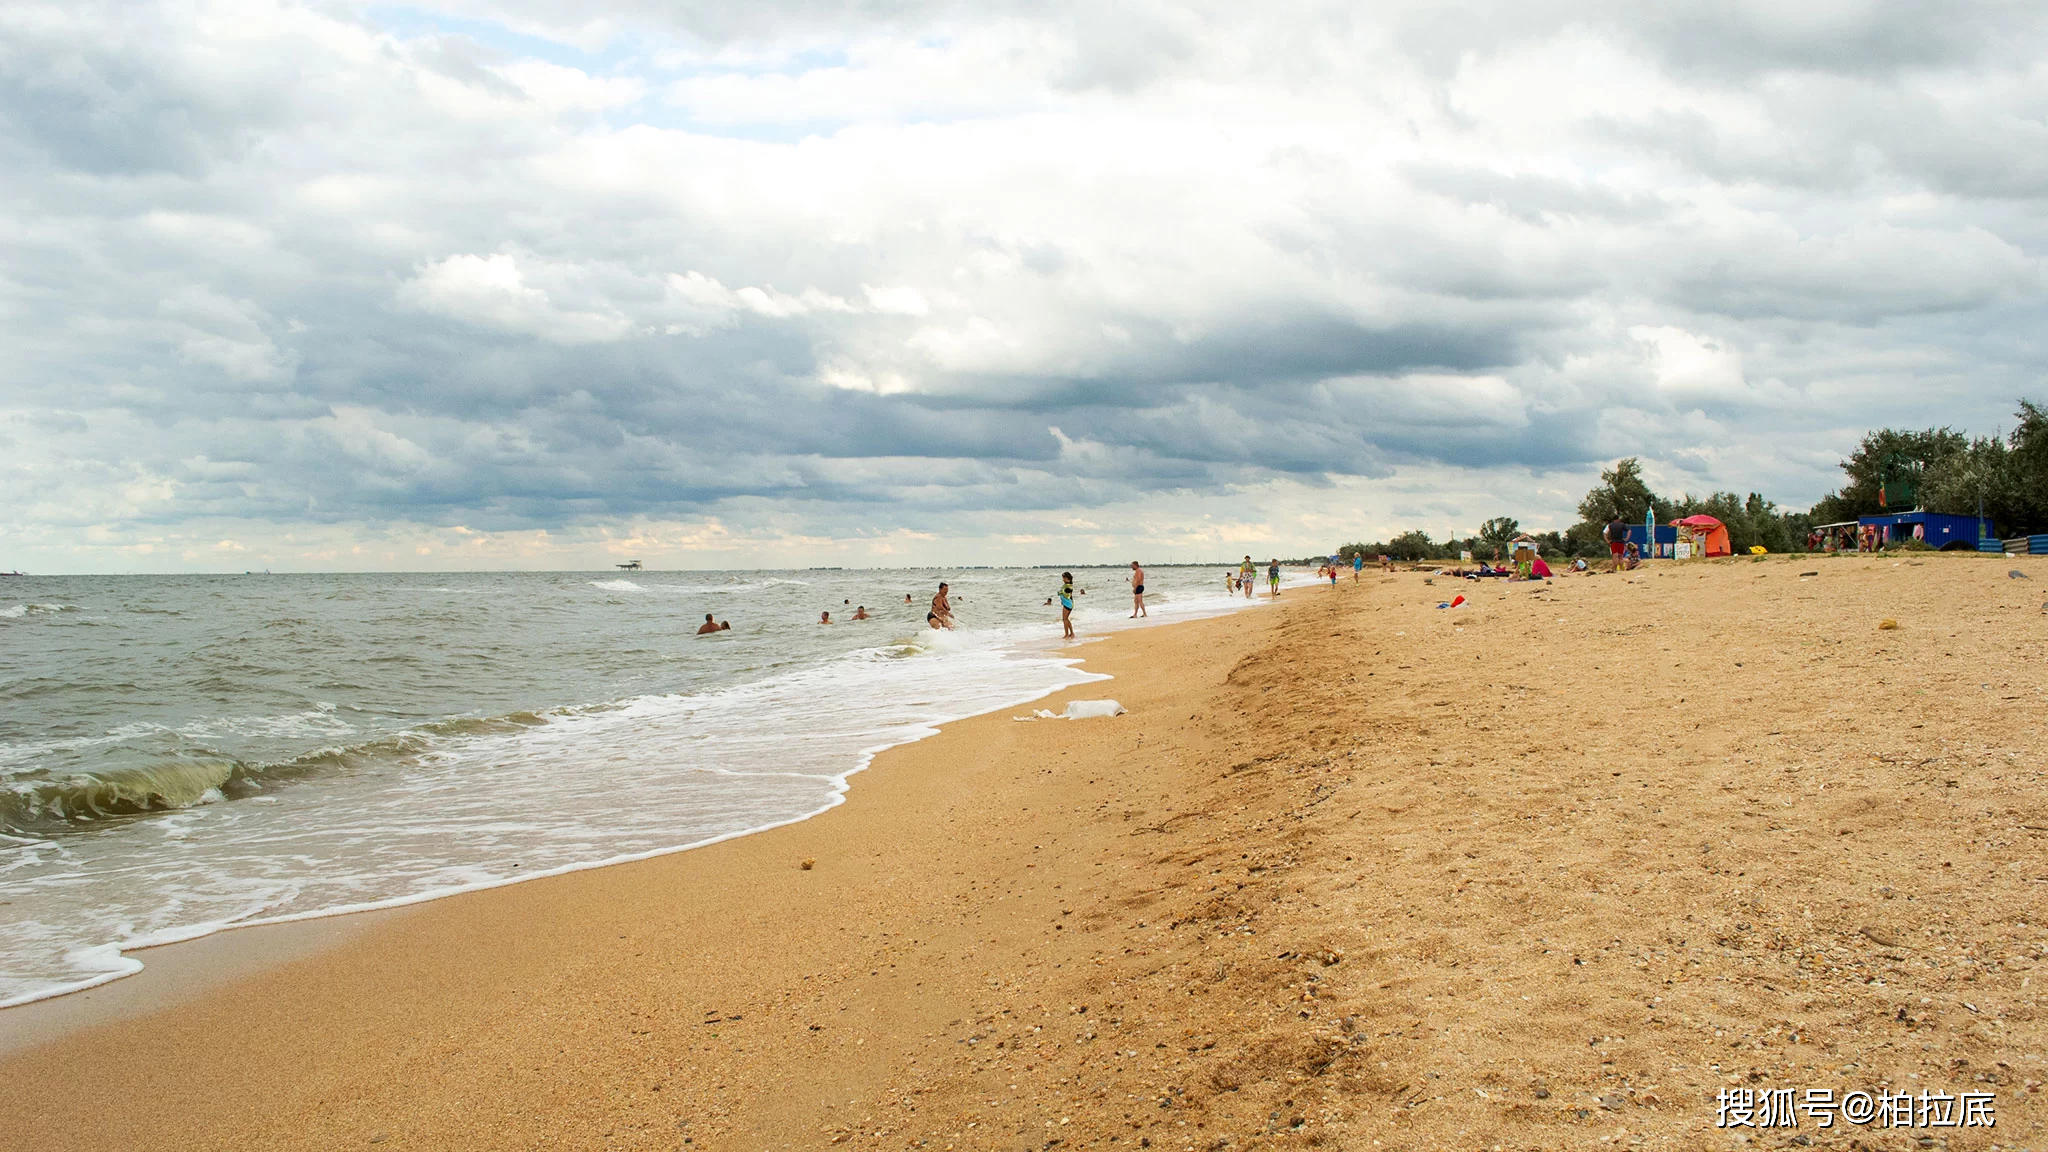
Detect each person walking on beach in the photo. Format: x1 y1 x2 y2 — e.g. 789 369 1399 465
1352 553 1363 580
1605 516 1628 572
1058 571 1076 639
928 582 955 630
1267 558 1281 597
1239 555 1256 599
1128 561 1147 618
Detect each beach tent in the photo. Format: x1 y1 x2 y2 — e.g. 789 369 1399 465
1674 514 1732 558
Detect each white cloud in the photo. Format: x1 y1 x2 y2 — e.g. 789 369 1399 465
397 253 635 344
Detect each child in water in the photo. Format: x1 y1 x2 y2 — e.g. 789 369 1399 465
1058 572 1075 639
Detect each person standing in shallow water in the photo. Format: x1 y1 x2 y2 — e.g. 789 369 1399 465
928 582 955 630
1240 555 1255 599
1128 561 1147 618
1058 571 1076 639
1267 558 1281 597
696 613 720 635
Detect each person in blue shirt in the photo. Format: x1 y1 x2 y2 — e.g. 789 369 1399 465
1058 572 1075 638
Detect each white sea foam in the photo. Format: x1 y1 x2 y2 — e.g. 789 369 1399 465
0 566 1287 1007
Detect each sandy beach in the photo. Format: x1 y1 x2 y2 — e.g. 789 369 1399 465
5 555 2046 1150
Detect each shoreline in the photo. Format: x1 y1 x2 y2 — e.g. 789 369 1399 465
0 592 1265 1049
3 592 1282 1150
9 558 2043 1150
1 579 1275 1017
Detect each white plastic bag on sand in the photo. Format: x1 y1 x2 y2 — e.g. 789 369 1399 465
1014 699 1126 721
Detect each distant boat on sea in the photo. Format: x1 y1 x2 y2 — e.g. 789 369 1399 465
616 561 642 570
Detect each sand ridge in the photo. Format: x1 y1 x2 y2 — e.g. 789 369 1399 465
3 555 2045 1150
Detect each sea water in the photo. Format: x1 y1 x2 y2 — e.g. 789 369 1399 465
0 566 1271 1005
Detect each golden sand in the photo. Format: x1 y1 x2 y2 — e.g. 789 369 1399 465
4 555 2045 1150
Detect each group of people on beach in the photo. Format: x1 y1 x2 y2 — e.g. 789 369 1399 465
1312 553 1364 586
1225 556 1283 598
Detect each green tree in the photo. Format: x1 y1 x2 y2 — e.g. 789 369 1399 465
1743 493 1796 554
1576 458 1667 524
1810 428 1967 522
1476 517 1520 553
1921 400 2048 534
1563 520 1610 558
1921 435 2015 529
2013 400 2048 530
1385 530 1437 561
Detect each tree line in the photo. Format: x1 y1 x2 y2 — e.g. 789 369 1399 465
1323 398 2048 562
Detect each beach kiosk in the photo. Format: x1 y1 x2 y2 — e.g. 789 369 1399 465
1623 523 1678 559
1855 510 1992 551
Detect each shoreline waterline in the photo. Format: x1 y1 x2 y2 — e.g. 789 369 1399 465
1 567 1297 1014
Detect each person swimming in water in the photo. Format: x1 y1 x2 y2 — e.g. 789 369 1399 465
819 610 832 624
928 582 955 629
852 606 870 620
696 613 720 635
1058 571 1075 639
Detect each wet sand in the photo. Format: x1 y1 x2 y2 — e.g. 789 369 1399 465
4 554 2045 1150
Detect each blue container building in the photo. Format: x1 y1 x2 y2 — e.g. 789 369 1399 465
1856 511 1992 551
1624 524 1679 558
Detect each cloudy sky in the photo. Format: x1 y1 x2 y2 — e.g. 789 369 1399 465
3 0 2043 571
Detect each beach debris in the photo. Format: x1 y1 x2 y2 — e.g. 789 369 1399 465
1879 619 1899 630
800 858 815 870
1859 925 1903 947
1799 570 1820 577
2011 569 2031 579
1017 700 1126 721
1434 594 1466 609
